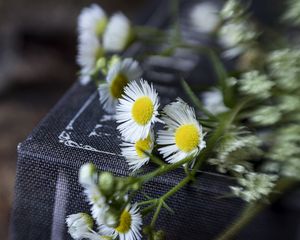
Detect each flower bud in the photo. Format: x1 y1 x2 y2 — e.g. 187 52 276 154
99 172 115 196
66 213 93 239
104 209 119 228
79 163 97 187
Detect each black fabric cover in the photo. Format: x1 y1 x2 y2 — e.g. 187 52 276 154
11 0 300 239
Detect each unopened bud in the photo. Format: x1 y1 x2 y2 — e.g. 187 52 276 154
99 172 115 196
79 163 97 187
104 209 119 228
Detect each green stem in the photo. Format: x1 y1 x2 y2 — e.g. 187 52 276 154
141 156 193 183
181 79 217 120
161 176 191 201
150 176 191 227
150 201 163 227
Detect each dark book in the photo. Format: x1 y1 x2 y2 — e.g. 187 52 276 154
11 0 300 239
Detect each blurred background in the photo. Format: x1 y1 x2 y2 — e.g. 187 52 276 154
0 0 145 239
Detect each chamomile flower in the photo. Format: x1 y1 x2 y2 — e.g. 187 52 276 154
157 99 206 164
99 58 142 113
78 4 107 37
99 204 142 240
190 2 220 34
116 80 160 142
77 33 103 85
121 131 154 171
103 13 132 52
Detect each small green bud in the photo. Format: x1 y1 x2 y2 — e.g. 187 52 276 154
104 208 120 228
99 172 115 196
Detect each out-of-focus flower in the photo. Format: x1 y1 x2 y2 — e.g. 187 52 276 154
202 88 228 115
230 172 278 202
78 4 107 37
239 70 274 99
221 0 245 20
209 131 261 173
190 2 220 34
99 58 142 113
250 106 282 126
77 4 107 85
157 99 206 163
268 49 300 91
77 33 103 85
219 20 257 58
282 0 300 25
103 13 132 52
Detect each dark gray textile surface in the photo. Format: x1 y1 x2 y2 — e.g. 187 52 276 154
11 81 300 240
11 0 300 239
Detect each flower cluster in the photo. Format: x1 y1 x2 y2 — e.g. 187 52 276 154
67 0 300 238
209 130 262 174
282 0 300 25
218 0 258 58
230 172 278 203
116 80 206 170
67 163 142 240
77 4 132 84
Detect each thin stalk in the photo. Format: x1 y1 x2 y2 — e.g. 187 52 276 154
181 79 217 120
141 156 193 183
150 201 163 227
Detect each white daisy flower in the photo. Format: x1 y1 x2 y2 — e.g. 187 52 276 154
116 80 160 142
99 204 142 240
66 213 93 240
103 12 132 52
190 2 220 34
121 131 154 171
78 4 107 37
157 99 206 164
99 58 142 113
77 33 103 85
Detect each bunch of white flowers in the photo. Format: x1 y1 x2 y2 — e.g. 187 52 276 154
209 131 262 174
77 4 133 85
267 49 300 91
230 172 278 203
238 71 274 100
218 0 258 58
67 163 143 240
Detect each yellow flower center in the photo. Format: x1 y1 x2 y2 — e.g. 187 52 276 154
95 18 108 36
115 210 131 233
175 124 200 152
110 74 128 99
131 97 154 125
135 135 152 157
